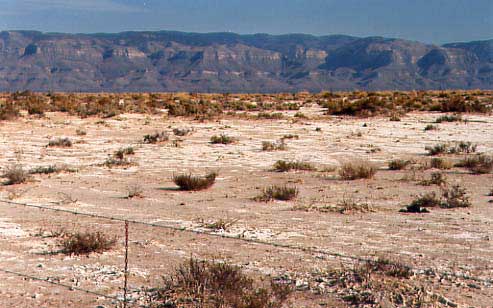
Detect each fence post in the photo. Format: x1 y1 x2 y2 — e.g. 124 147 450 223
123 220 129 308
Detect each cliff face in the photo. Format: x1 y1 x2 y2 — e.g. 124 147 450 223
0 30 491 92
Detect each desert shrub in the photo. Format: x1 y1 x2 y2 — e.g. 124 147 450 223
430 158 453 170
389 113 401 121
114 146 135 159
173 172 217 191
149 258 292 308
255 185 298 202
48 137 72 147
425 143 448 156
435 114 462 123
173 128 191 136
75 128 87 136
323 96 391 117
272 160 315 172
60 231 116 255
425 142 477 155
339 161 377 180
210 134 237 144
104 156 132 168
294 112 308 119
403 185 470 212
419 172 446 186
441 185 471 208
488 188 493 197
336 195 373 214
424 124 438 131
449 141 477 154
261 140 287 151
281 134 299 140
201 218 238 231
257 112 284 119
29 165 62 175
143 131 168 144
166 99 223 118
410 192 441 208
366 258 412 278
0 101 20 120
456 154 493 174
438 95 490 113
2 165 29 185
388 159 410 170
126 184 143 199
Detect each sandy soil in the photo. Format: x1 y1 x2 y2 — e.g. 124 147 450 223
0 107 492 307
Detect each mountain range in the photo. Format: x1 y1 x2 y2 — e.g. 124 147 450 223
0 30 491 92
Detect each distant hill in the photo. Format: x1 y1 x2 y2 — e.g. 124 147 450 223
0 30 491 92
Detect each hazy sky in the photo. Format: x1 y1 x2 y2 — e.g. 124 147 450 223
0 0 491 43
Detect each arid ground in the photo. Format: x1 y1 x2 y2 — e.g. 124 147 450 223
0 91 492 307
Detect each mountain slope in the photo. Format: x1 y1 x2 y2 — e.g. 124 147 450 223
0 30 491 92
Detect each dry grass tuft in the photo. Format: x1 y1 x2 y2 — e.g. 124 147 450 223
255 185 298 202
2 164 29 185
60 231 116 255
149 258 292 308
173 172 217 191
339 161 377 180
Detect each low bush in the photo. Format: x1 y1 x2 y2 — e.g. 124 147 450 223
272 160 315 172
143 131 168 144
2 164 29 185
401 184 470 212
173 172 217 191
114 146 135 160
339 161 377 180
60 231 116 255
255 185 298 202
424 124 438 131
149 258 292 307
419 172 446 186
425 142 477 155
173 128 191 136
210 134 237 144
430 158 453 170
441 185 471 208
0 101 20 120
388 159 410 170
435 114 462 123
456 154 493 174
262 140 287 151
48 137 72 147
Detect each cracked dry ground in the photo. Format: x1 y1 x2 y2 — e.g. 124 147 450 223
0 109 492 307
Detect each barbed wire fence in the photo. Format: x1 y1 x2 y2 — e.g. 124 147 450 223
0 198 490 307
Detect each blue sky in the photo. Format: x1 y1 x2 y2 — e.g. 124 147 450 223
0 0 491 43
